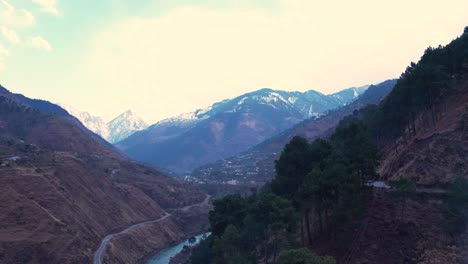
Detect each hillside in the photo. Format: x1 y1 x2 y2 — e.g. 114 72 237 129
187 28 468 264
117 86 368 173
366 28 468 186
0 86 208 264
191 79 396 187
342 26 468 264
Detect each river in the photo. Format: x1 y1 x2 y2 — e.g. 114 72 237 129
146 232 211 264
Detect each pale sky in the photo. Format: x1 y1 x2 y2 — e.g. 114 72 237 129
0 0 467 123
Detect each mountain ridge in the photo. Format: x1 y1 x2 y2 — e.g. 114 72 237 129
190 79 396 187
59 104 148 144
117 85 369 173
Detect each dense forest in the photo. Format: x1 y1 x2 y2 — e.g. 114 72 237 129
188 27 468 264
190 119 377 264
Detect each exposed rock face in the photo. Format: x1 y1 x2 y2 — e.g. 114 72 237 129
0 86 208 264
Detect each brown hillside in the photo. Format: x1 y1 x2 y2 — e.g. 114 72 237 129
379 80 468 186
0 87 208 263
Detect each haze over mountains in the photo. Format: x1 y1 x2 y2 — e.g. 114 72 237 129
192 79 397 186
117 85 369 173
1 24 467 264
59 104 148 143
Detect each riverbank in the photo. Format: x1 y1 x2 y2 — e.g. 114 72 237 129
145 233 210 264
168 248 191 264
95 195 211 264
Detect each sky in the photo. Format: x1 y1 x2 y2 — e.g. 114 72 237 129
0 0 467 123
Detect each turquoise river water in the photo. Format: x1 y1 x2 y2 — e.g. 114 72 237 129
146 233 210 264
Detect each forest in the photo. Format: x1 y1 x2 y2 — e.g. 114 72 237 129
190 119 378 264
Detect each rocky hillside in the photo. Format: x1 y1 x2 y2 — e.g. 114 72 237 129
117 86 368 173
191 79 396 186
0 86 208 264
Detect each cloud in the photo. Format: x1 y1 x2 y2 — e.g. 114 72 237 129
30 36 52 51
0 0 35 27
0 41 8 56
33 0 59 16
0 41 8 71
0 25 20 44
81 0 468 122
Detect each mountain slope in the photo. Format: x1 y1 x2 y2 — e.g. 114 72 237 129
191 80 396 185
0 86 208 264
364 28 468 186
118 86 368 173
330 27 468 264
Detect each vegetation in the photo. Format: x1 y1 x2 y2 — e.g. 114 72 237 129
277 248 336 264
392 177 416 220
365 27 468 144
191 119 377 263
191 27 468 264
444 177 468 233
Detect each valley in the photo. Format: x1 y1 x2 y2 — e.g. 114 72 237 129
0 2 466 262
0 87 209 263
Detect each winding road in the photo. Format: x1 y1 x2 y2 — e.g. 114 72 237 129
93 195 211 264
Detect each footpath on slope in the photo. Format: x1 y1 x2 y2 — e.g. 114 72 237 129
93 194 211 264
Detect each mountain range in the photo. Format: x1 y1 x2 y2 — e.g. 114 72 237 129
59 105 148 143
117 85 369 173
191 79 397 187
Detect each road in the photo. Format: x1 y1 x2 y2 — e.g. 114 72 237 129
93 194 211 264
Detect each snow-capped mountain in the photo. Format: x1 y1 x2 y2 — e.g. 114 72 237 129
59 105 147 143
191 80 396 185
329 85 370 106
141 85 369 132
59 104 109 139
117 85 368 173
107 110 148 143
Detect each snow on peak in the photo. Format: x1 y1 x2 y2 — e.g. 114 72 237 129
238 97 248 105
288 96 298 104
59 103 110 139
108 110 148 143
58 104 147 144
